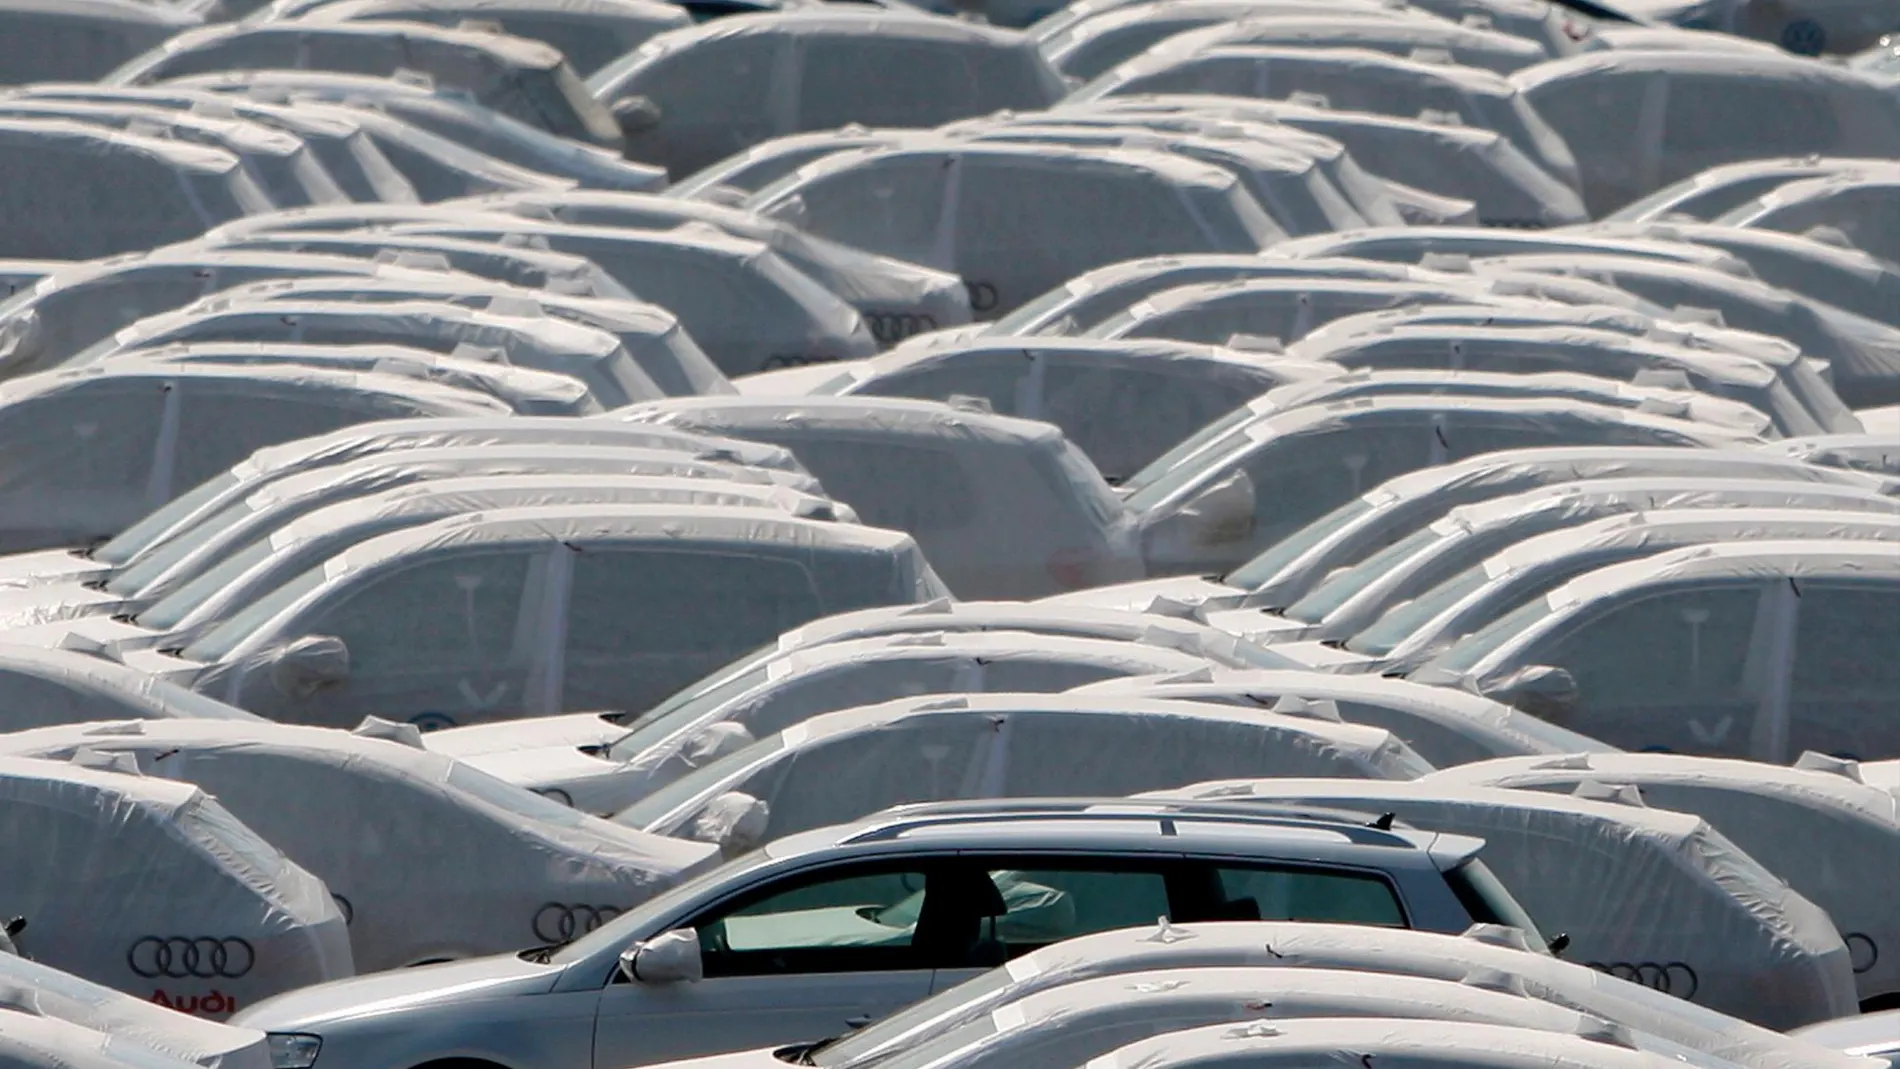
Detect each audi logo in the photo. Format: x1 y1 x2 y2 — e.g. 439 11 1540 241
1588 961 1698 998
532 903 622 944
864 312 938 345
128 937 255 979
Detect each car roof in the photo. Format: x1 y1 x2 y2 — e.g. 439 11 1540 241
626 395 1070 447
1545 539 1900 608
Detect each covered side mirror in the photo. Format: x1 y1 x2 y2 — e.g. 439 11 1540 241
612 95 663 138
269 635 350 698
619 928 703 984
1479 664 1579 723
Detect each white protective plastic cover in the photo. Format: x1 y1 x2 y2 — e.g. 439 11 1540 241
0 756 353 1020
0 720 721 972
616 693 1432 843
0 952 270 1069
1146 778 1858 1028
1430 751 1900 1003
0 0 200 85
0 1011 205 1069
0 646 261 735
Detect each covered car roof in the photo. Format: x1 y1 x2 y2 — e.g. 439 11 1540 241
1147 778 1858 1028
0 645 261 735
1432 750 1900 1001
0 755 353 1015
0 718 720 972
615 692 1432 845
1760 433 1900 477
103 20 624 148
0 119 271 260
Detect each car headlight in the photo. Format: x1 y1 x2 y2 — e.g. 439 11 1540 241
267 1033 322 1069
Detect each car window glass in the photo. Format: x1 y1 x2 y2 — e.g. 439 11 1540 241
1244 422 1430 550
785 437 980 534
768 156 949 268
865 353 1027 414
1665 77 1838 156
0 381 165 506
308 550 535 676
798 41 978 129
1789 580 1900 760
171 389 376 492
1212 863 1406 927
974 865 1172 949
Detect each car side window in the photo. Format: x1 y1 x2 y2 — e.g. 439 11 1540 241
306 550 537 677
171 389 373 493
967 864 1174 951
780 437 979 534
768 157 951 269
0 381 167 506
796 40 978 130
1788 580 1900 760
1244 423 1430 550
1210 863 1407 927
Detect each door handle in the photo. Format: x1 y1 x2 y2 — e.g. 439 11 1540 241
845 1015 875 1030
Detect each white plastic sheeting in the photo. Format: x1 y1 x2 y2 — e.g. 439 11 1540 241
0 1012 205 1069
1073 47 1580 194
0 362 505 553
816 920 1865 1069
813 338 1338 483
0 0 200 85
0 121 271 261
1070 667 1609 768
1147 779 1858 1028
0 719 721 972
1603 155 1894 224
1761 433 1900 477
293 0 693 77
0 951 269 1068
447 630 1226 814
1431 751 1900 1004
1124 394 1753 579
104 21 624 149
613 693 1432 844
178 504 944 728
1612 0 1895 55
1723 174 1900 285
588 12 1067 177
0 646 260 734
1410 541 1900 763
1080 1017 1730 1069
749 141 1281 319
0 756 353 1019
621 396 1144 598
1513 52 1900 217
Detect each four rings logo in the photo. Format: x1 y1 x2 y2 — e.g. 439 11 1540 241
128 937 255 979
532 903 623 944
1588 961 1698 998
865 312 937 345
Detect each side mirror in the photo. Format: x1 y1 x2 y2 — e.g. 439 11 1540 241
619 928 703 984
687 791 771 859
269 635 350 699
1479 664 1579 723
612 95 663 137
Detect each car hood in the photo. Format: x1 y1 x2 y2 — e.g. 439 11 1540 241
1254 639 1382 673
424 711 626 759
0 549 108 591
1037 575 1247 612
0 581 121 629
231 953 563 1033
457 741 622 792
1197 607 1314 645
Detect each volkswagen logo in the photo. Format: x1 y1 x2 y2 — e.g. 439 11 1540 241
128 937 255 979
532 903 622 944
1589 961 1698 998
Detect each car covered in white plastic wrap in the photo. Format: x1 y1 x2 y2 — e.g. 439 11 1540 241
1408 540 1900 761
103 20 624 149
86 299 666 409
0 0 201 85
1072 46 1580 195
107 502 939 728
798 918 1867 1069
782 337 1342 483
0 1011 208 1069
748 141 1282 318
288 0 693 77
0 645 261 734
621 396 1144 598
1069 667 1612 768
1605 154 1893 224
588 12 1067 177
1612 0 1895 55
429 629 1226 815
0 756 352 1019
0 121 271 261
1721 172 1900 279
0 949 272 1068
0 718 726 972
1513 51 1900 216
1434 750 1900 1009
0 414 809 593
609 693 1431 848
0 361 507 553
1050 444 1893 617
1121 394 1755 579
1763 432 1900 477
1143 779 1859 1028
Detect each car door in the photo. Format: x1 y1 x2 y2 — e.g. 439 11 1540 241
589 858 952 1066
232 545 557 730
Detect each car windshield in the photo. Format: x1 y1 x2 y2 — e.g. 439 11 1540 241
179 565 326 663
611 733 786 831
92 473 240 566
1121 428 1256 512
1412 595 1556 678
1282 525 1444 625
103 500 258 597
545 846 778 967
1224 497 1375 590
1345 564 1492 657
136 537 279 631
811 969 1019 1068
1117 403 1258 497
604 664 775 762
